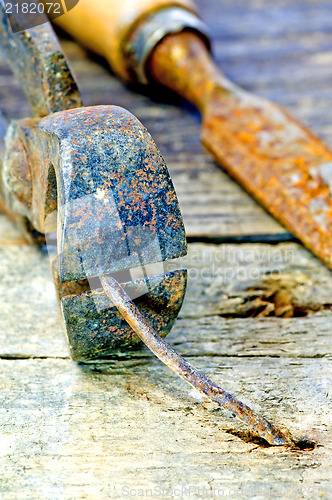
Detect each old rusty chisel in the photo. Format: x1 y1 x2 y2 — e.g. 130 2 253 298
56 0 332 270
0 4 299 446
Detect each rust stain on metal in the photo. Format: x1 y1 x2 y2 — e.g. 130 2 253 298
0 2 187 357
101 274 292 447
0 7 82 117
149 31 332 270
2 105 187 359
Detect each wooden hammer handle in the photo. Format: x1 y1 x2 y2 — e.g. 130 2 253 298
55 0 198 80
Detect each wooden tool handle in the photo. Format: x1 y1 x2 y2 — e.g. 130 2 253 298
150 31 238 115
55 0 197 80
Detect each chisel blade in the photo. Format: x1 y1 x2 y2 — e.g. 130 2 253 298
202 89 332 268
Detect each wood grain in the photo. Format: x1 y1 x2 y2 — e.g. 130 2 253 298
1 229 332 357
0 356 330 498
0 234 331 496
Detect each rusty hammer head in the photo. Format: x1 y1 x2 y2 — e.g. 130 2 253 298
0 5 187 360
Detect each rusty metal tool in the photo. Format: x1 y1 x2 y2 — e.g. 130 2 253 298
0 1 187 357
56 0 332 270
0 4 294 446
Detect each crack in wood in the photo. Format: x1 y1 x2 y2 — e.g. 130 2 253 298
188 233 298 245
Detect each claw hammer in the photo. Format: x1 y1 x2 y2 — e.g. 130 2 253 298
0 2 300 446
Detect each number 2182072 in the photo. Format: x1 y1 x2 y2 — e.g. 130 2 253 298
5 2 61 14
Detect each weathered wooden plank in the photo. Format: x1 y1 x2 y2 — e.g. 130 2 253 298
0 356 331 499
1 237 332 357
166 242 332 319
1 209 332 318
1 239 331 492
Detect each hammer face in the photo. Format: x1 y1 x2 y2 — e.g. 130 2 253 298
39 105 187 283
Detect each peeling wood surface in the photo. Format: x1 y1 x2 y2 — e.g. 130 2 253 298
1 0 332 498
